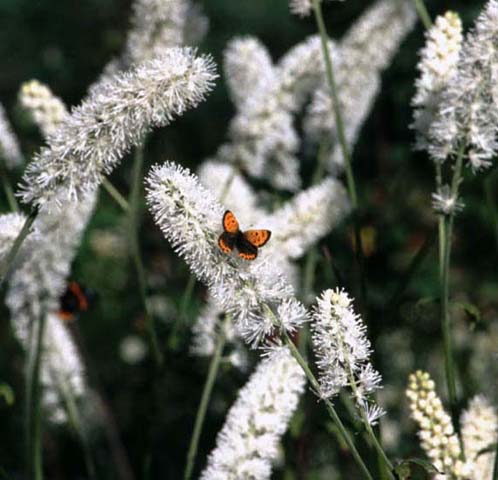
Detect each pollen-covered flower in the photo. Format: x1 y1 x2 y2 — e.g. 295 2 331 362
0 213 26 263
146 161 308 345
19 80 68 138
412 12 463 152
461 395 497 480
311 288 384 425
20 48 217 210
430 0 498 171
0 103 23 169
199 347 306 480
431 185 464 216
304 0 416 172
406 371 473 478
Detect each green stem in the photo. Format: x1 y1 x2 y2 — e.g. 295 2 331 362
413 0 432 30
53 368 97 480
385 227 437 315
184 327 226 480
492 432 498 480
311 0 368 310
129 146 163 368
440 147 465 434
168 274 196 350
1 171 19 212
0 207 38 286
282 331 374 480
27 311 47 480
484 174 498 251
103 178 130 213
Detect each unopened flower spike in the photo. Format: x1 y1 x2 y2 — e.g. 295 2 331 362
146 161 308 346
20 48 217 210
406 370 473 478
19 80 68 138
199 346 306 480
311 288 384 425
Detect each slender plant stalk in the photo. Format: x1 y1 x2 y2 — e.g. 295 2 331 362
282 331 374 480
413 0 432 30
440 147 465 434
0 207 38 286
184 326 227 480
168 275 196 350
385 227 437 315
26 311 47 480
310 0 368 310
1 171 19 212
342 356 395 479
129 146 163 368
52 368 97 480
493 432 498 480
102 178 130 212
484 174 498 251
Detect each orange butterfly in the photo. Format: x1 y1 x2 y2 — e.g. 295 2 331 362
218 210 271 260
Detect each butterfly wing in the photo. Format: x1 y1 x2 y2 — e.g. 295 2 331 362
243 229 271 248
222 210 239 234
236 235 258 260
218 231 236 253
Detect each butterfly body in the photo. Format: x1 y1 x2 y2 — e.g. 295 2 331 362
218 211 271 260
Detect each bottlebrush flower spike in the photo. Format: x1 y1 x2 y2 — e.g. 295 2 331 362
0 103 23 169
311 288 384 425
304 0 416 172
223 37 276 108
190 294 248 370
197 160 264 226
124 0 189 64
0 213 26 263
217 35 336 191
5 194 96 423
289 0 342 18
406 371 473 478
461 395 497 480
430 0 498 171
265 177 350 260
19 80 69 138
199 346 306 480
412 12 463 153
146 161 308 345
20 48 217 210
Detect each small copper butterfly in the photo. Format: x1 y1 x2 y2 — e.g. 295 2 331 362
218 210 271 260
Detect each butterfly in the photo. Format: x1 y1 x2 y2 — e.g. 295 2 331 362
58 281 95 322
218 210 271 260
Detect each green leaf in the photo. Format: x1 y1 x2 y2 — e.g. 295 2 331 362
453 301 482 329
0 383 15 407
394 458 441 479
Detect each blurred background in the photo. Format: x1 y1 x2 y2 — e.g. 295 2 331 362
0 0 497 478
